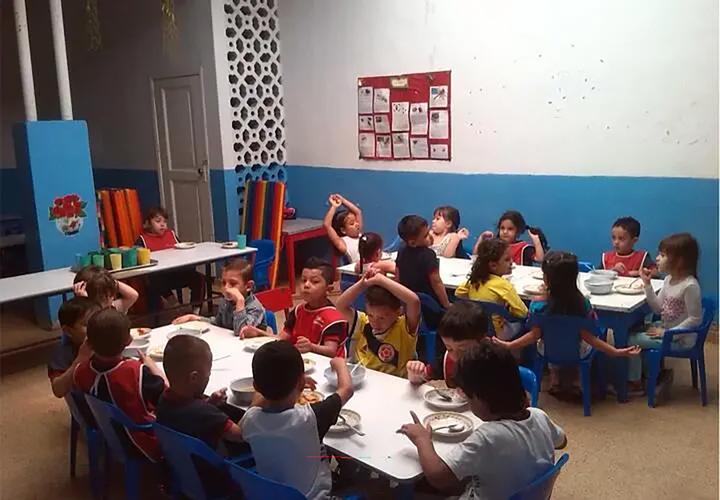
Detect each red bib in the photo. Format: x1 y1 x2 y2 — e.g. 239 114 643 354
290 304 348 357
442 352 458 388
138 230 178 251
508 241 530 265
601 250 649 276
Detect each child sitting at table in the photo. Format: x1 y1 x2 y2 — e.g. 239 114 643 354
74 308 167 461
430 205 469 258
493 250 640 394
399 341 567 500
627 233 702 395
456 237 528 340
136 206 205 314
277 258 349 357
336 269 420 378
174 258 267 338
73 265 139 313
473 210 547 266
396 215 451 328
240 341 353 500
48 297 101 398
353 232 396 275
155 335 249 498
323 193 363 263
601 216 655 277
407 300 488 386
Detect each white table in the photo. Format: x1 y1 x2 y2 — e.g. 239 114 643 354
148 323 482 486
0 242 256 305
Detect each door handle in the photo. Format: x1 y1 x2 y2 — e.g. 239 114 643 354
198 160 208 181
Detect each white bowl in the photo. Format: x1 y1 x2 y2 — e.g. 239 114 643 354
590 269 618 280
229 377 256 405
324 364 366 387
584 278 614 295
122 338 150 358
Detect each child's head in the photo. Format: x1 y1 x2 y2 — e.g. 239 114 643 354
496 210 527 243
611 217 640 254
438 301 488 361
364 285 402 333
541 250 586 316
85 270 118 308
86 308 132 358
144 206 169 235
332 210 361 238
453 341 527 420
74 264 105 285
252 340 305 402
300 257 333 303
358 232 384 265
657 233 699 277
163 335 213 398
221 258 254 298
397 215 432 247
58 297 101 345
431 206 460 235
469 238 511 285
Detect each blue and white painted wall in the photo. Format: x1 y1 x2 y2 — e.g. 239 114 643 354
278 0 719 296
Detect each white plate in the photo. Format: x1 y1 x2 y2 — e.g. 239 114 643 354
174 242 196 249
523 283 546 296
303 357 316 373
328 409 361 434
615 284 644 295
244 337 277 352
423 389 469 410
167 321 209 338
130 327 152 340
423 412 474 440
531 270 544 280
221 242 238 249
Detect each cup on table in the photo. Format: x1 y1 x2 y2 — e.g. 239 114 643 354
91 253 104 268
75 253 91 269
137 247 151 265
236 234 247 249
122 247 138 268
109 253 122 270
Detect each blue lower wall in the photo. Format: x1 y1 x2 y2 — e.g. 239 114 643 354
210 168 239 242
287 165 719 297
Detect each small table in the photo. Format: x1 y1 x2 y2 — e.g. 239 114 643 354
282 218 326 293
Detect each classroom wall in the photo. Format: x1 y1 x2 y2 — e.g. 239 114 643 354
279 0 719 296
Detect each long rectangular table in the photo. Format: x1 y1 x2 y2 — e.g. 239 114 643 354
148 323 480 495
339 257 664 401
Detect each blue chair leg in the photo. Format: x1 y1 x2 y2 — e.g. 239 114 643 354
532 358 544 393
645 350 662 408
124 460 142 500
530 385 539 408
87 430 103 500
69 417 79 477
698 352 708 406
690 358 699 389
579 363 592 416
424 333 436 368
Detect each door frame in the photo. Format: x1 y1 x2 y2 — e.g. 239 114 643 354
149 68 215 241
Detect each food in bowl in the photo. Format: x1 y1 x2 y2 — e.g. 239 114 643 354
297 390 324 405
584 278 614 295
148 344 165 360
122 338 150 358
324 364 366 387
229 377 256 405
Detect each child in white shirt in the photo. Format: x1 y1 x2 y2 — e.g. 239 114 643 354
399 341 567 500
429 205 469 258
323 193 362 263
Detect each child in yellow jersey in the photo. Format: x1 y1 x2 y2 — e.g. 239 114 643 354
455 237 528 340
336 269 421 378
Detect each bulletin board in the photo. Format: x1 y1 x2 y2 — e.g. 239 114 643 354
357 70 451 161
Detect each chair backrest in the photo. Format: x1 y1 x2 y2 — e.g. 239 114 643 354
665 297 717 353
577 261 595 273
455 233 473 259
226 461 306 500
383 235 403 253
417 293 443 314
265 310 278 334
65 391 94 429
457 298 526 337
85 394 152 462
249 239 276 289
529 315 600 365
153 422 227 500
508 453 569 500
255 287 293 315
518 366 538 406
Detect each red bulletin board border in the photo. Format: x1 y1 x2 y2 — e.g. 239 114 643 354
357 70 451 161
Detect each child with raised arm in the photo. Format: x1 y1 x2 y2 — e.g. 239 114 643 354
399 341 567 499
473 210 547 266
336 270 420 378
323 193 363 263
601 216 655 277
73 265 138 313
430 205 469 258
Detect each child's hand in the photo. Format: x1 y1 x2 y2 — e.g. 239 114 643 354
173 314 201 324
457 228 469 240
397 411 432 446
77 339 93 362
613 262 628 274
491 336 511 348
618 345 642 356
208 388 228 405
528 229 541 242
224 288 245 309
73 281 88 297
406 361 427 384
639 267 653 285
647 326 664 338
329 356 346 373
296 336 313 353
480 230 494 240
303 375 317 390
239 325 258 339
328 194 342 208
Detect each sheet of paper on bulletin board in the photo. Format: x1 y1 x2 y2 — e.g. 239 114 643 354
357 70 451 161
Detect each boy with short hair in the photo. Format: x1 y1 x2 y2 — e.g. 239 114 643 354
240 341 353 500
406 300 488 386
48 297 101 398
399 341 567 500
336 269 421 378
73 265 139 313
601 216 655 277
156 335 247 497
74 308 167 461
278 257 348 357
174 258 267 337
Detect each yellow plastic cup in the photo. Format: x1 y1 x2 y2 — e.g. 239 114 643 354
137 247 151 265
109 253 122 270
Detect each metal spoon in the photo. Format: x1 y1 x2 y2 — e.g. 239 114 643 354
431 423 465 433
338 413 365 436
435 390 454 402
349 363 360 376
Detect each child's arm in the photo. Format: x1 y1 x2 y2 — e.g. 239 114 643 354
330 357 354 404
399 417 460 491
113 281 139 313
429 270 451 309
368 273 421 334
640 268 662 315
50 342 92 398
239 325 274 339
407 360 430 385
222 422 246 443
493 327 541 350
371 259 396 275
137 350 168 384
528 230 545 263
335 194 363 232
322 195 347 255
441 229 469 258
579 331 641 356
472 230 495 255
336 279 365 322
503 284 529 318
297 337 338 358
173 313 204 324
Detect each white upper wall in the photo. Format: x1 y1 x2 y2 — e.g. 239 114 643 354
279 0 719 178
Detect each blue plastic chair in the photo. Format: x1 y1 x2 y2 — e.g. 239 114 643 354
455 232 473 259
249 239 275 291
383 235 403 253
65 392 103 500
417 293 445 369
645 297 716 407
265 310 278 334
508 453 569 500
85 394 153 500
529 315 606 416
577 261 595 273
153 423 254 500
226 461 305 500
465 299 527 338
519 366 539 407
